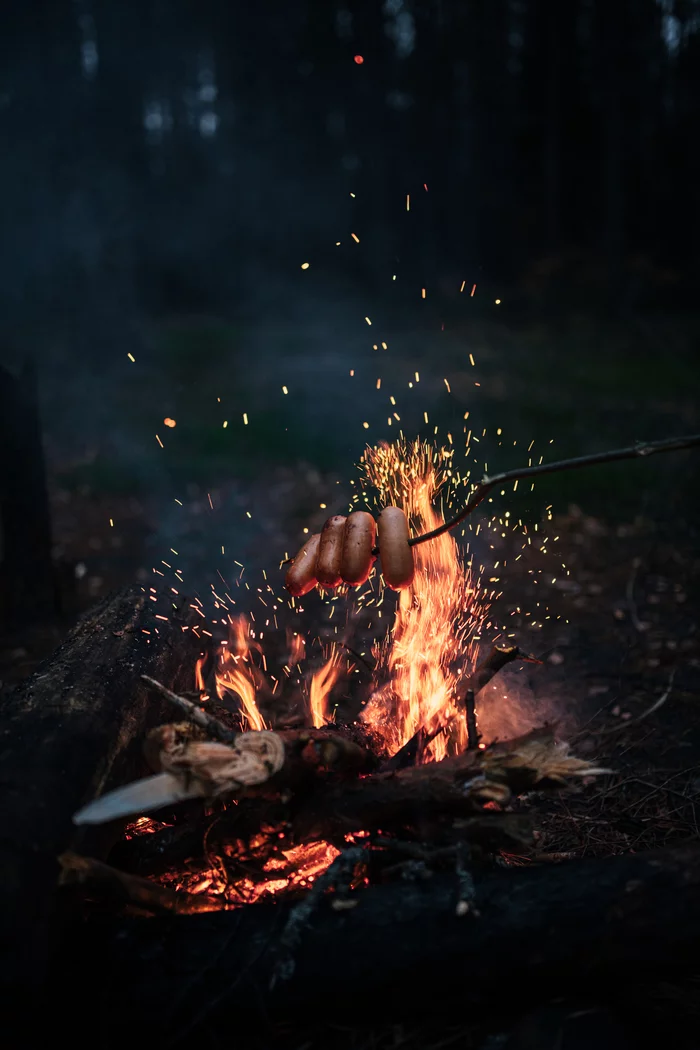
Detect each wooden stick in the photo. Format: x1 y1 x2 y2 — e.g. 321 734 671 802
408 432 700 548
140 675 236 743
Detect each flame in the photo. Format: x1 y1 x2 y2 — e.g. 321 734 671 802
286 629 306 667
194 655 207 692
215 614 267 731
216 664 266 731
309 648 344 727
168 840 341 905
359 439 487 760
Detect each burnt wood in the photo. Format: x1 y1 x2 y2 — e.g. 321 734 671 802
0 587 199 1006
63 842 700 1046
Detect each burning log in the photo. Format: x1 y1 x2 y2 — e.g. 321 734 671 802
0 587 201 1003
58 851 222 915
60 841 700 1042
110 728 602 878
385 643 540 771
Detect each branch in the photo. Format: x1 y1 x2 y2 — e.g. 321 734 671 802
140 675 236 743
409 432 700 547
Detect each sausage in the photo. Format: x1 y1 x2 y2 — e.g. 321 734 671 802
285 533 321 596
315 515 347 588
377 506 414 590
340 511 377 586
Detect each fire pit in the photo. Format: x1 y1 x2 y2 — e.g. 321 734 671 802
3 435 700 1046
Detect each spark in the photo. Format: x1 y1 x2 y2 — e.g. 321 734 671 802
301 262 310 270
164 417 176 428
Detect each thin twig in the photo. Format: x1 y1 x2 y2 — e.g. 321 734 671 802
408 433 700 547
141 675 236 742
594 669 676 737
465 688 479 751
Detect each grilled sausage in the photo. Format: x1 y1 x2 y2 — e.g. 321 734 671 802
315 515 347 588
340 511 376 586
285 533 321 596
377 506 414 590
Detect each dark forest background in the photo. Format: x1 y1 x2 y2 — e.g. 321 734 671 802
0 0 699 638
3 0 700 320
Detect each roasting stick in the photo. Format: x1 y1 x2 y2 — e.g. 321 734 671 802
407 432 700 549
140 674 235 742
284 433 700 568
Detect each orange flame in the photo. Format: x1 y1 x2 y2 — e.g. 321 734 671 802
216 665 266 731
359 439 487 760
194 655 207 693
309 648 344 727
286 629 306 667
215 614 266 731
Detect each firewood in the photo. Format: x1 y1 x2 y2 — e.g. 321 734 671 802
0 587 201 1004
60 842 700 1043
58 851 222 915
111 729 605 876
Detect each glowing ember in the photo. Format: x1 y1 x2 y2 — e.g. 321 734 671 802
165 840 341 905
176 438 491 904
359 439 488 760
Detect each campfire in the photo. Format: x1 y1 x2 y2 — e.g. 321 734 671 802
66 439 604 915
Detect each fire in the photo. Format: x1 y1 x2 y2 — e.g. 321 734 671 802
216 666 266 731
308 647 343 727
166 840 341 905
215 613 267 731
193 440 488 759
194 655 207 693
359 439 487 760
286 629 306 667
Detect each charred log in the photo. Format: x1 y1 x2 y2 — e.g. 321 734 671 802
61 842 700 1044
0 587 199 1002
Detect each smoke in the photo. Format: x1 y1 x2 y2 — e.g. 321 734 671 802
476 665 580 745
